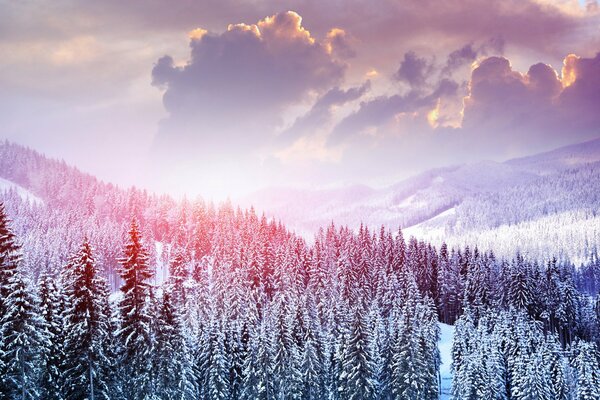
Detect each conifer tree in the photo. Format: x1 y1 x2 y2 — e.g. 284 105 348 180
116 219 154 398
572 340 600 400
0 269 42 400
0 203 42 400
38 269 67 400
152 291 196 400
63 239 113 400
341 306 376 400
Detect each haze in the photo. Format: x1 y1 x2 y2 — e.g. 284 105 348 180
1 0 599 199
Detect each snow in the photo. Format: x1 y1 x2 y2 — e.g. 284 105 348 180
438 322 454 399
395 194 426 209
154 241 168 286
404 207 456 239
0 177 43 205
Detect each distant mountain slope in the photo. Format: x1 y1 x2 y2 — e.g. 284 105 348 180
0 177 43 205
506 137 600 174
2 137 600 262
242 137 600 261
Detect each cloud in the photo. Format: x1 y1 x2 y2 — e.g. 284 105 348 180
324 28 356 59
3 0 600 196
151 11 346 154
442 38 505 76
461 53 600 149
557 52 600 131
280 81 370 143
394 51 433 88
328 79 458 145
326 51 600 168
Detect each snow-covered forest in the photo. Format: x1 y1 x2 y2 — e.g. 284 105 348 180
1 141 600 399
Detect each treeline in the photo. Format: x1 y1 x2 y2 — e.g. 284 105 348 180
1 197 600 399
452 310 600 399
1 204 441 399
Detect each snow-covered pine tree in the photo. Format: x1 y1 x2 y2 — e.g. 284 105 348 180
542 336 569 400
0 202 20 318
507 256 535 313
240 318 274 400
0 202 42 400
116 219 154 398
0 267 42 400
0 201 20 397
340 305 376 400
62 239 113 400
167 248 189 307
572 340 600 400
390 272 439 400
299 304 324 400
270 292 301 399
38 268 67 400
152 290 196 400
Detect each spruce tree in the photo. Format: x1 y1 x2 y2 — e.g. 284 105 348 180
0 269 42 400
0 203 20 316
0 203 42 400
341 306 376 400
152 291 196 400
38 269 67 400
62 239 113 400
116 219 154 398
572 340 600 400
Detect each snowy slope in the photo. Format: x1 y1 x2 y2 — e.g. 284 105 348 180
439 323 454 400
0 177 43 205
242 138 600 261
506 137 600 174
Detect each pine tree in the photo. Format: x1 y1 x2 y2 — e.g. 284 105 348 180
240 319 274 400
0 203 42 400
0 270 42 400
152 291 196 400
62 239 113 400
543 337 569 400
300 306 324 400
167 248 189 306
270 293 301 399
38 269 66 400
341 306 376 400
572 340 600 400
507 257 534 313
116 219 154 399
0 203 20 316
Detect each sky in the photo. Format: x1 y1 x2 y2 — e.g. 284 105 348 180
1 0 599 199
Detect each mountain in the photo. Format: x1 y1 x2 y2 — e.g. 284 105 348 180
2 138 600 263
241 138 600 262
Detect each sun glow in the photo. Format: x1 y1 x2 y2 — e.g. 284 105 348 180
427 98 441 128
562 54 580 88
188 28 208 40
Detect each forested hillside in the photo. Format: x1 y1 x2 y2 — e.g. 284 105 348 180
0 141 599 398
243 139 600 262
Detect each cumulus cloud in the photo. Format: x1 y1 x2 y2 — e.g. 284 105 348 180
326 51 600 166
394 51 433 89
462 53 600 150
152 11 347 154
3 0 600 196
280 81 370 143
324 28 356 59
559 53 600 130
442 38 505 76
329 79 458 145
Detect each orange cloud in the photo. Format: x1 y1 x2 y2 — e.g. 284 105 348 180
257 11 314 44
188 28 208 40
561 53 580 87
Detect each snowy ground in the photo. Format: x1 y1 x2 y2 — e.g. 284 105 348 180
0 177 43 204
438 323 454 399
